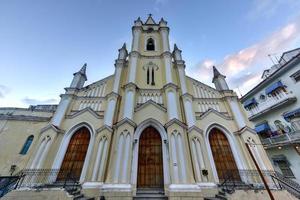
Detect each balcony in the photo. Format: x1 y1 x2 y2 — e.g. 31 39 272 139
246 91 296 120
261 130 300 148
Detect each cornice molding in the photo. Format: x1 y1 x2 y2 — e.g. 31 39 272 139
66 107 103 119
135 100 167 113
113 117 137 130
234 126 257 135
0 114 51 122
40 124 64 134
187 125 204 134
123 82 138 91
106 92 120 100
164 118 188 130
181 93 193 101
197 108 233 121
163 83 178 91
96 125 113 134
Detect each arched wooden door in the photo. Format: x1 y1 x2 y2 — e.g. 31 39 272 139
57 127 90 181
209 128 240 181
137 127 164 189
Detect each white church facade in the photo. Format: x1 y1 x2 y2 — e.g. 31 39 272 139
1 16 296 200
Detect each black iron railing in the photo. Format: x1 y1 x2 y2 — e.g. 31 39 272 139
0 175 23 198
271 172 300 198
220 169 300 198
219 169 282 190
16 169 79 190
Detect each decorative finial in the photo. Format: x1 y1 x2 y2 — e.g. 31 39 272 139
174 44 178 50
148 13 152 17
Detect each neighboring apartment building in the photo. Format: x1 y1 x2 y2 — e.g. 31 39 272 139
241 48 300 183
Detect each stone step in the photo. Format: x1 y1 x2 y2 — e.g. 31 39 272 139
133 197 168 200
216 194 227 200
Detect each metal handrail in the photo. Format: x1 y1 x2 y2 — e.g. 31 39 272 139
270 173 300 198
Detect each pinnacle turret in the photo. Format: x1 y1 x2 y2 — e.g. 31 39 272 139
70 63 87 89
212 66 229 91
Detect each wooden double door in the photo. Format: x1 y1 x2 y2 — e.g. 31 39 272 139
57 127 90 181
137 127 164 189
209 128 240 181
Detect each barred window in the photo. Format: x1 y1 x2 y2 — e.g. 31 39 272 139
277 160 295 178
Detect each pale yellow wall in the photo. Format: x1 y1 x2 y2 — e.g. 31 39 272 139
0 119 49 175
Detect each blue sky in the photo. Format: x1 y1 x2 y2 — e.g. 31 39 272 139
1 0 300 107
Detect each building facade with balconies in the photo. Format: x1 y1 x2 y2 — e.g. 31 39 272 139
241 48 300 183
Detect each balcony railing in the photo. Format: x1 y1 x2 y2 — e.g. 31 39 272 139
261 130 300 148
246 91 296 120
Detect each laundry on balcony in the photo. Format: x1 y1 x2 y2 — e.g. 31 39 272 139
265 81 285 95
255 123 271 134
283 108 300 121
243 98 257 108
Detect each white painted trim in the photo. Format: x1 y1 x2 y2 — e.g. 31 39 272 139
113 133 125 182
205 123 246 183
36 137 52 169
121 134 131 183
30 138 46 169
176 133 187 183
92 137 105 181
168 184 201 192
82 182 103 189
170 134 179 183
51 122 95 183
131 118 170 187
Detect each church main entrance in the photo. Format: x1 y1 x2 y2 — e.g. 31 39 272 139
137 127 164 189
209 128 240 182
57 127 90 181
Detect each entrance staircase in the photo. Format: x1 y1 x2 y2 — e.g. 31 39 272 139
133 188 168 200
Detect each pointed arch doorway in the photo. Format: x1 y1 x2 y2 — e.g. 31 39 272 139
57 127 90 181
137 126 164 189
209 128 240 181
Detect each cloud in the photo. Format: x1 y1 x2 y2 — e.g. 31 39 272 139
0 85 10 98
190 16 300 95
152 0 168 12
22 97 58 105
247 0 300 20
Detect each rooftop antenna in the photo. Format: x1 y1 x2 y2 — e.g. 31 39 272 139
237 86 243 97
268 54 276 65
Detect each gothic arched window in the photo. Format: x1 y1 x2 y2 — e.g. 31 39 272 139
146 38 155 51
20 135 34 155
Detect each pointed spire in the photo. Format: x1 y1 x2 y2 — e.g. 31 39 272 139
213 66 224 78
159 17 167 27
70 63 87 88
118 43 128 60
145 13 156 25
79 63 87 74
122 43 126 49
134 17 142 26
212 66 229 90
173 44 182 61
174 44 179 51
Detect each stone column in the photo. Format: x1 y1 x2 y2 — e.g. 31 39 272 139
174 45 196 127
131 27 141 52
104 93 119 126
122 44 139 120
